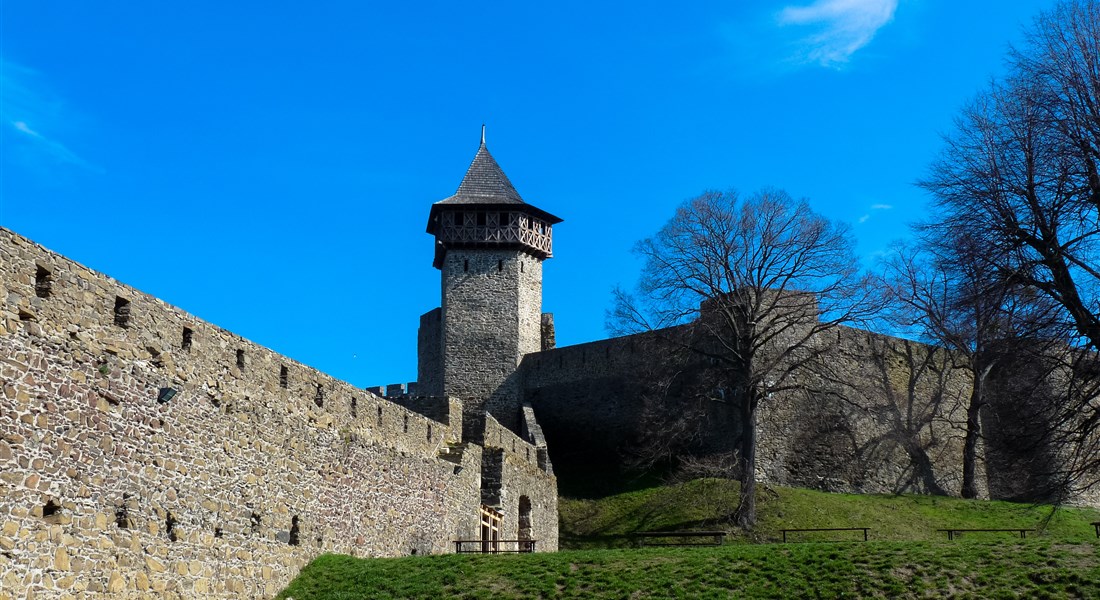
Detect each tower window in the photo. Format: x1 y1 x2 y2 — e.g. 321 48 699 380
236 349 245 370
351 396 358 419
182 327 193 351
34 266 52 298
403 414 409 433
463 259 469 273
521 261 524 273
498 260 503 272
377 406 383 425
280 366 288 388
427 424 432 442
314 384 324 408
114 297 131 328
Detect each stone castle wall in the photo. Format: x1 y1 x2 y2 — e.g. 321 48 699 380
521 321 1000 499
0 228 557 599
416 308 443 398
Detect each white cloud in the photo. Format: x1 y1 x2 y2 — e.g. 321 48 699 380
857 202 893 225
778 0 898 67
1 57 101 173
9 120 97 171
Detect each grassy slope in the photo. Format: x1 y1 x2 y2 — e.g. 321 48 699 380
279 542 1100 599
279 480 1100 599
561 479 1100 546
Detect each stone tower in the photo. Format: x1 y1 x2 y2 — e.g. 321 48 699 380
420 131 561 430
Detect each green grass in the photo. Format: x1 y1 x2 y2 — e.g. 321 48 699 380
279 541 1100 599
278 480 1100 599
561 479 1100 547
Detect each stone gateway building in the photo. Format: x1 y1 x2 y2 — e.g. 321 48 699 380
1 135 1097 598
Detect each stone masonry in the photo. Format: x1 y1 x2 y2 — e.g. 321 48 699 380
0 226 558 599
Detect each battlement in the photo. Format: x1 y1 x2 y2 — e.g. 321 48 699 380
0 228 455 455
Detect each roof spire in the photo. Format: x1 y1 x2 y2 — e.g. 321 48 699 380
480 124 486 146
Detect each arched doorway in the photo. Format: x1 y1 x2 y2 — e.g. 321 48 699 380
518 496 533 552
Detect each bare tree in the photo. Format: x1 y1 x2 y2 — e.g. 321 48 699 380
921 0 1100 351
920 0 1100 499
880 237 1062 498
611 189 875 528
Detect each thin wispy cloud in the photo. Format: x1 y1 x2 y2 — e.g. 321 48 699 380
10 120 98 171
778 0 898 67
1 57 101 173
857 202 893 224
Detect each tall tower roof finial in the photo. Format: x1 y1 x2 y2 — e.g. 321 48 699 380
481 124 486 146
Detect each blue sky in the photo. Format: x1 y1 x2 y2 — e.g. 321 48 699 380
1 1 1051 388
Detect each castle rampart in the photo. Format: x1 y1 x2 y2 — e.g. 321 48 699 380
0 227 557 599
519 320 991 498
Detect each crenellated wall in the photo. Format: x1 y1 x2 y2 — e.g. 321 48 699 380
0 227 557 599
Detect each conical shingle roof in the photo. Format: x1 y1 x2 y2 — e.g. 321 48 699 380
427 139 562 235
446 143 525 205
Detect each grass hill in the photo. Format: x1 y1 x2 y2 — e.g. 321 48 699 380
559 478 1100 547
278 480 1100 599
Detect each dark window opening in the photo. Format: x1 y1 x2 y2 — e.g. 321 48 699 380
280 366 288 388
498 260 503 272
182 327 193 351
115 502 129 529
521 261 524 273
250 512 262 535
288 515 300 546
427 424 432 442
114 297 131 328
42 499 61 518
351 397 358 419
403 414 409 433
35 266 52 298
214 527 223 538
314 384 324 408
165 512 177 542
463 259 469 273
377 406 383 425
236 349 245 370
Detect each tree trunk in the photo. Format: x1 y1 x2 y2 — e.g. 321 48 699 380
734 394 757 529
961 366 988 499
